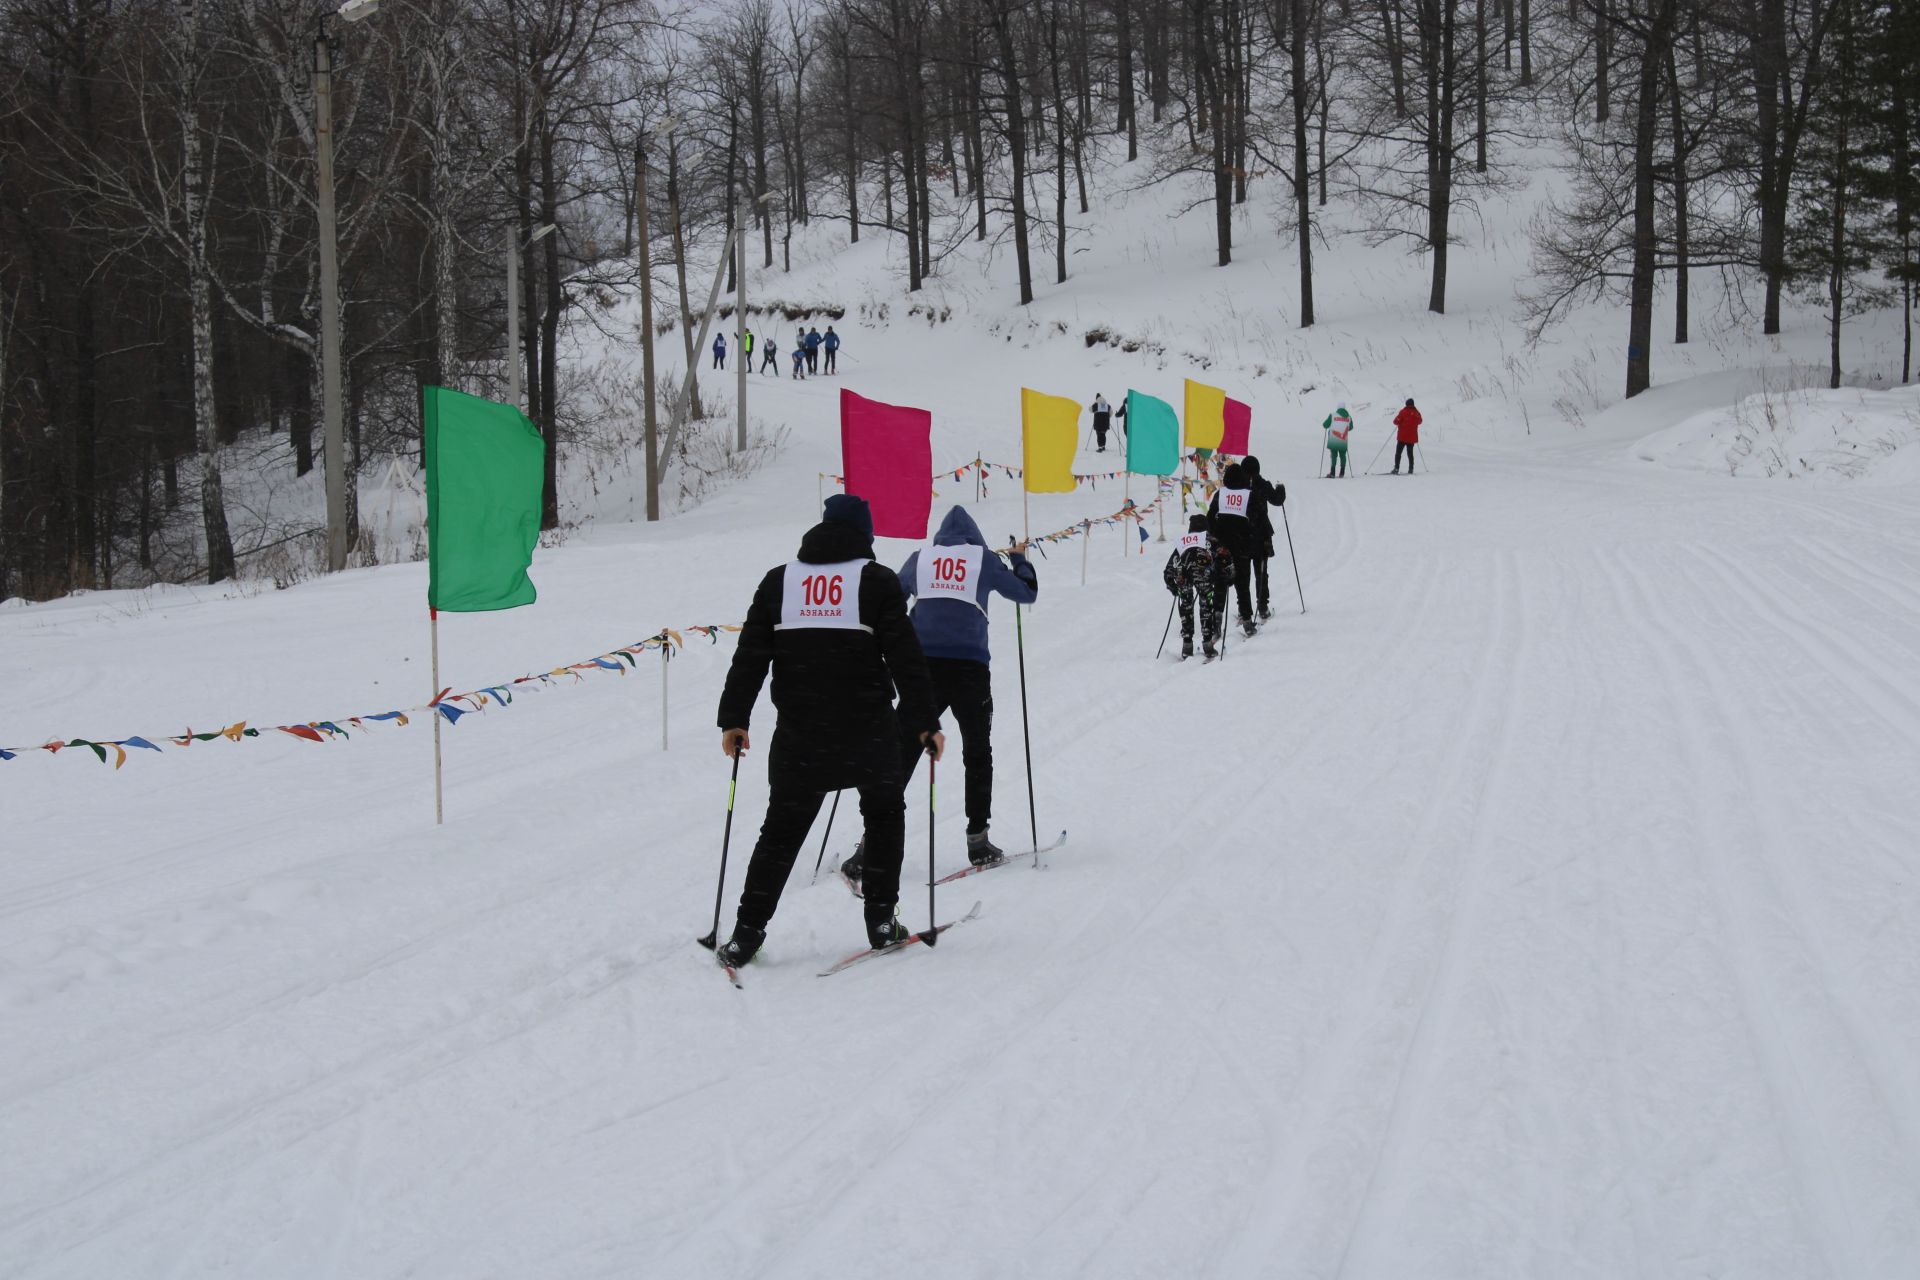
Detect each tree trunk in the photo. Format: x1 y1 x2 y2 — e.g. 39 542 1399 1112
1626 0 1675 399
667 140 703 421
1475 0 1488 172
1119 0 1138 158
1425 0 1456 313
179 0 234 583
1751 0 1786 333
1667 46 1690 345
1520 0 1532 85
841 35 860 243
994 3 1036 305
1381 0 1409 117
1292 0 1316 325
1051 13 1069 285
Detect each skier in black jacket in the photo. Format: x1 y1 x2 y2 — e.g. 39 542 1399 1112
1239 456 1287 621
714 494 945 966
1206 462 1258 638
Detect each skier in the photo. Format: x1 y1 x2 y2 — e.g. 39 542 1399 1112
842 505 1039 885
1322 406 1353 478
804 326 822 373
760 334 780 375
712 333 727 370
823 325 840 374
1164 514 1235 661
791 345 806 379
1392 398 1422 474
1239 456 1287 621
739 329 755 367
1207 461 1258 638
713 494 945 967
1090 393 1113 453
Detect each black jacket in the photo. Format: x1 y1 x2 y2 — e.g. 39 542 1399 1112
718 522 940 790
1240 459 1287 556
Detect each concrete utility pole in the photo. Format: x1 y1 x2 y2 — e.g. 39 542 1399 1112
314 23 349 572
735 193 748 453
637 130 660 521
507 223 556 412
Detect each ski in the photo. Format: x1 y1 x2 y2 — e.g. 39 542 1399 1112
817 901 983 977
933 830 1067 884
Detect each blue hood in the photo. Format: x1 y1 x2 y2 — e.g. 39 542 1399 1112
898 505 1038 665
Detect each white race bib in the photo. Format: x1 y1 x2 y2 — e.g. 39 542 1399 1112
778 561 870 631
1217 488 1251 518
1177 532 1208 552
917 544 986 611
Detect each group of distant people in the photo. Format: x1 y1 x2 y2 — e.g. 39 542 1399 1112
1322 399 1423 477
711 325 841 379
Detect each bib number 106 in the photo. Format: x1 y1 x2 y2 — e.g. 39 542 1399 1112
931 556 969 585
802 574 845 607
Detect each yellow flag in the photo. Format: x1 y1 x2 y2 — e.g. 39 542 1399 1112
1184 378 1227 449
1021 388 1080 493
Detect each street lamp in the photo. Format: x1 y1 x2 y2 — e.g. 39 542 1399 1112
506 223 557 412
314 0 379 573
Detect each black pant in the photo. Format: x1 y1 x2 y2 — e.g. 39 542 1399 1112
897 657 994 834
824 349 836 373
1253 556 1271 612
1229 555 1253 622
737 780 905 930
806 347 818 372
1395 442 1416 471
713 353 725 369
761 352 777 373
1093 425 1108 451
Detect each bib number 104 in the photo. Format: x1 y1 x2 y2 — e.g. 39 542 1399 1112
931 556 969 585
802 574 845 607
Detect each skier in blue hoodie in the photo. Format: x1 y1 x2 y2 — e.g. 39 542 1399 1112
841 505 1039 884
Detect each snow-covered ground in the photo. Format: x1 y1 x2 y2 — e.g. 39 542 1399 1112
6 148 1920 1277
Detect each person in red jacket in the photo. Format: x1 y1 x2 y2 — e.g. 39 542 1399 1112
1392 398 1422 474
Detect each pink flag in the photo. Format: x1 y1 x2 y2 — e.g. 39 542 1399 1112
1221 396 1253 455
840 388 933 539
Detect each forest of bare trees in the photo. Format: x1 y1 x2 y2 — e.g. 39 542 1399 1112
3 0 1914 600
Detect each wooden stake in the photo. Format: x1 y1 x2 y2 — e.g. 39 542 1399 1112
430 607 444 826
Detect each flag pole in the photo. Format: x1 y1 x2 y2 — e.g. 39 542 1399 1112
430 606 444 826
661 638 670 751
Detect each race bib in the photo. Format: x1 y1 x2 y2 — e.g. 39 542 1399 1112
1177 532 1208 552
1329 420 1351 442
1217 488 1250 518
778 561 870 631
917 544 985 610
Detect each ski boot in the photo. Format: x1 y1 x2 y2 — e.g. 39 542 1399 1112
838 840 865 897
966 829 1006 868
716 924 765 968
1180 638 1194 660
865 907 912 949
1258 605 1272 623
1242 617 1258 639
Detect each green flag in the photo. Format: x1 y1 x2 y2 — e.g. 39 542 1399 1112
1124 389 1179 476
424 385 544 612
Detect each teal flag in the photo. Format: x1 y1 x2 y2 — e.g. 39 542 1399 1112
1124 389 1179 476
424 385 544 612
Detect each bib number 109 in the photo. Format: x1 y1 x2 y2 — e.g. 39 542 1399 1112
931 556 969 586
802 574 845 607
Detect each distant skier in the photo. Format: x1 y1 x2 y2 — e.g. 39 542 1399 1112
712 333 727 370
1322 406 1353 478
823 325 840 374
842 506 1038 884
1164 514 1235 661
739 329 755 366
804 326 822 373
1090 393 1113 453
1240 456 1287 621
1207 461 1258 638
712 494 944 968
760 334 780 374
1393 398 1422 474
791 345 806 379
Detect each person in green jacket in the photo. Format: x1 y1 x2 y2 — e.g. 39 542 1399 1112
1322 406 1354 478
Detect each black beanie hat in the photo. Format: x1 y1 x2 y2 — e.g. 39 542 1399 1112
1188 514 1209 533
822 493 874 544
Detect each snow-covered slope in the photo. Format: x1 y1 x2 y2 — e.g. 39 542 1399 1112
5 146 1920 1278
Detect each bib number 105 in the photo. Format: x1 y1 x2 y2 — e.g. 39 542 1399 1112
931 556 969 586
802 574 845 607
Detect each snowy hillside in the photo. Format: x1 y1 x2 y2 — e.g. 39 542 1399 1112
5 142 1920 1278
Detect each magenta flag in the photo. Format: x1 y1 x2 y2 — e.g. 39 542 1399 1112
1221 396 1253 455
840 388 933 539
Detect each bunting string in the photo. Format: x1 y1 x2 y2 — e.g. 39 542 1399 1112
1 624 744 769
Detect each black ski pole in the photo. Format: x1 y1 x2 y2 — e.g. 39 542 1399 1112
809 789 842 884
925 747 939 944
1015 599 1039 865
1280 502 1307 614
696 747 744 951
1155 598 1175 659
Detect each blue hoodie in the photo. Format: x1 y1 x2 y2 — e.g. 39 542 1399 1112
898 506 1038 665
